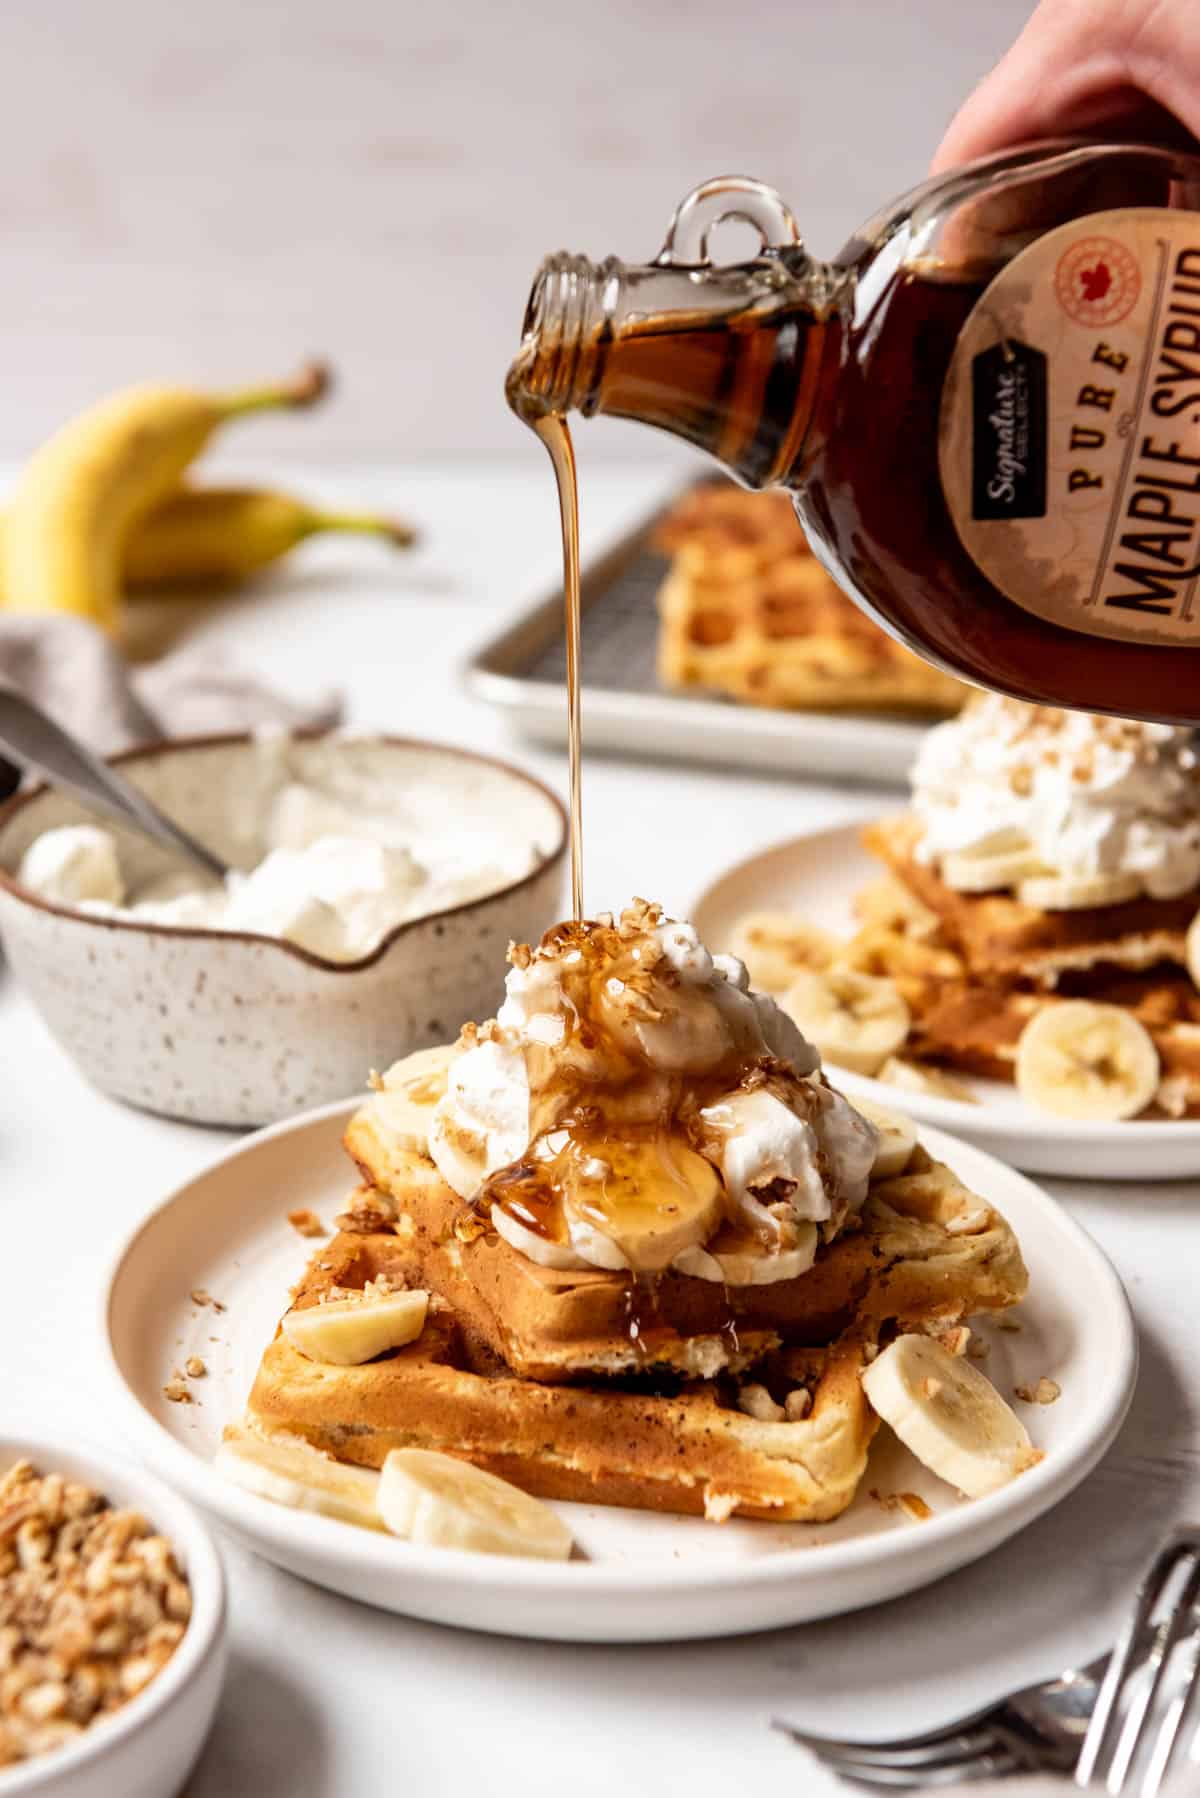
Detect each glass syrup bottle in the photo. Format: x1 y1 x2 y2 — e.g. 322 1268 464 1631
508 141 1200 724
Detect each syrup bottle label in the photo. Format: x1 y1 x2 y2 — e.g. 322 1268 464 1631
939 207 1200 646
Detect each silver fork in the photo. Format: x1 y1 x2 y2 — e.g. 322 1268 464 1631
773 1654 1107 1788
1074 1526 1200 1795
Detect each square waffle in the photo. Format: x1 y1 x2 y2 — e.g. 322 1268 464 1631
893 967 1200 1116
654 485 966 714
863 814 1200 986
343 1101 1026 1382
243 1143 1026 1523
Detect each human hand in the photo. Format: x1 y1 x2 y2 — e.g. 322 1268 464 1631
933 0 1200 173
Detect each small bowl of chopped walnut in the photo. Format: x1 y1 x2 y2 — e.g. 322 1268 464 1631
0 1437 226 1798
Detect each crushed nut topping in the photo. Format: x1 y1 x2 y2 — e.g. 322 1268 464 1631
161 1379 193 1405
184 1358 207 1380
188 1289 225 1314
0 1461 190 1769
287 1209 326 1239
1015 1377 1061 1406
870 1488 932 1522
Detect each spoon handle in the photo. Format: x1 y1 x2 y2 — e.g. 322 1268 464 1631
0 686 229 882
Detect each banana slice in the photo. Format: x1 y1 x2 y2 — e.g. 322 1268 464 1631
1188 908 1200 991
1016 870 1141 910
492 1201 590 1271
372 1045 458 1153
674 1223 818 1285
282 1290 429 1365
564 1136 724 1273
844 1096 917 1179
860 1334 1038 1498
217 1424 385 1530
854 874 941 941
879 1057 979 1105
729 911 841 993
941 835 1048 893
783 968 910 1076
377 1449 573 1560
1014 1001 1159 1120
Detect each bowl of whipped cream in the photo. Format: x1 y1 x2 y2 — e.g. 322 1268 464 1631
0 731 566 1124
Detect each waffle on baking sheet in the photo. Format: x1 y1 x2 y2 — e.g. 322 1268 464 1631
654 484 967 715
242 1137 1026 1524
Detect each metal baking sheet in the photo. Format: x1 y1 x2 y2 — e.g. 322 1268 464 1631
464 492 933 788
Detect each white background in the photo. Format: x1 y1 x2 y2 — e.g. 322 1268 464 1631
0 0 1034 458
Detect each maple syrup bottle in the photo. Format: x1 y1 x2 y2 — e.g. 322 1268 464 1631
509 144 1200 723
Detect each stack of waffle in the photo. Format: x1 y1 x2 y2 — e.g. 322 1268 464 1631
861 816 1200 1115
655 484 966 715
238 1058 1027 1524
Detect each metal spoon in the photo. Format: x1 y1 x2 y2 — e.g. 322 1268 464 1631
0 685 229 881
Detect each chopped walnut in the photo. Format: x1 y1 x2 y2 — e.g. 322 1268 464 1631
0 1462 189 1769
870 1488 932 1522
333 1191 397 1235
161 1380 193 1405
184 1357 207 1380
967 1337 991 1362
188 1289 225 1314
1015 1377 1061 1406
287 1209 326 1239
997 1316 1022 1334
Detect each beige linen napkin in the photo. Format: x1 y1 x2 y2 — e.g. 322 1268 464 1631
0 615 342 795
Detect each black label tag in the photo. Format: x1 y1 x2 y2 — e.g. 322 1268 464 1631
970 340 1047 520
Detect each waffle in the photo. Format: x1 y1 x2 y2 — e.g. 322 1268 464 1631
345 1100 1025 1383
654 485 966 714
897 968 1200 1115
244 1144 1026 1523
864 814 1199 986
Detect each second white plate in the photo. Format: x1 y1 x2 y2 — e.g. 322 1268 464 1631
693 822 1200 1182
100 1098 1133 1642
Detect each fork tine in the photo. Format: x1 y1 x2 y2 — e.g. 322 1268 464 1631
1108 1551 1200 1792
1075 1528 1200 1790
1140 1617 1200 1797
799 1746 1028 1789
772 1722 1001 1767
800 1725 1007 1772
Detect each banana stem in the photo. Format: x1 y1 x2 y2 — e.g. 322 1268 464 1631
218 359 332 417
304 511 416 548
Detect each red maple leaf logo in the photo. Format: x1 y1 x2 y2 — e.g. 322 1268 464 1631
1078 260 1112 302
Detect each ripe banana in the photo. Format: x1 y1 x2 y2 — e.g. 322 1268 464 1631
1 362 329 633
216 1422 385 1530
281 1290 429 1365
783 967 911 1075
941 835 1048 892
853 875 940 941
1016 870 1141 910
377 1448 574 1560
861 1333 1038 1497
122 485 415 591
844 1096 918 1179
729 911 840 993
371 1045 458 1154
1187 908 1200 991
1014 1000 1159 1120
673 1223 818 1285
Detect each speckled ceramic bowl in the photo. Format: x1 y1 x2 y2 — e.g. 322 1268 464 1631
0 733 566 1126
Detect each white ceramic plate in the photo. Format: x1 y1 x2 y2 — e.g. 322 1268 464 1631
693 822 1200 1183
100 1099 1134 1643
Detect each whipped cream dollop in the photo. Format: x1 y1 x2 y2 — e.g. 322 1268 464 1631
912 694 1200 899
424 902 878 1284
18 777 535 963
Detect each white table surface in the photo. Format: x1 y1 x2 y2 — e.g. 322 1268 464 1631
4 459 1199 1798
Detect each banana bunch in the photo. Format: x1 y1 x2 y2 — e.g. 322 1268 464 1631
0 361 414 634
